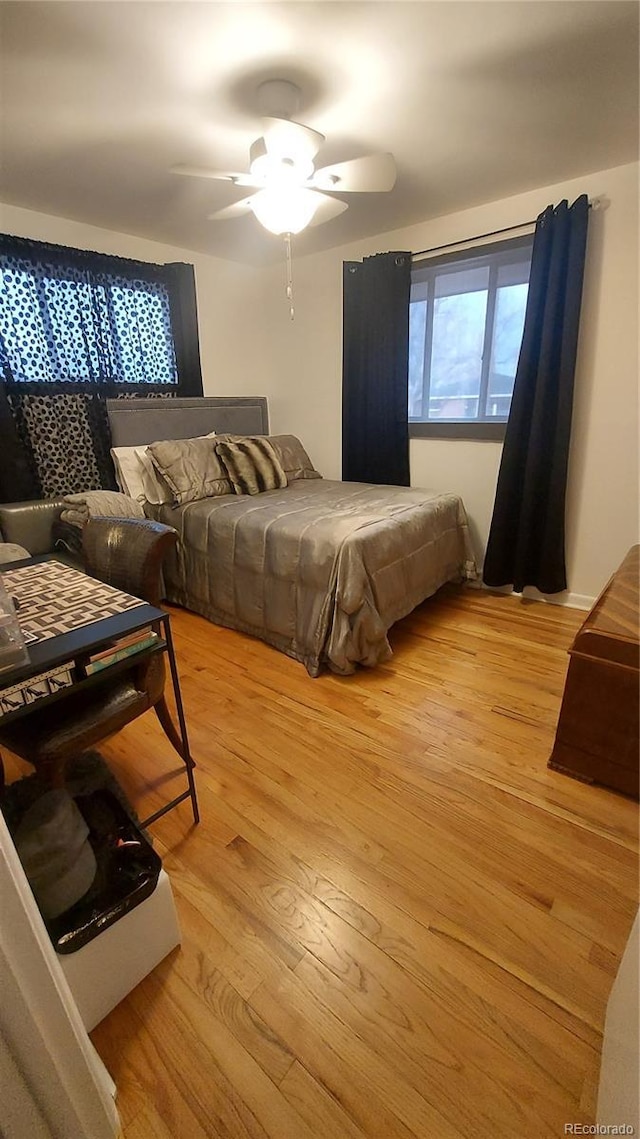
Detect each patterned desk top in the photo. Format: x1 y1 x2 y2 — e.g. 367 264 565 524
2 559 146 645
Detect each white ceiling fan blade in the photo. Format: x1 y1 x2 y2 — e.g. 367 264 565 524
261 117 325 162
312 153 397 193
307 192 349 228
171 165 260 188
207 196 256 222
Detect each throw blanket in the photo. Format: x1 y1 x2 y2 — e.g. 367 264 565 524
60 491 145 529
153 479 476 676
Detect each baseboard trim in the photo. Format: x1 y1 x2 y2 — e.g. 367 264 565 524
474 580 595 611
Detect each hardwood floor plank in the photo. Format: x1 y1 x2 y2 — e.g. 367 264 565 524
236 832 600 1077
167 733 616 1030
162 907 297 1084
163 837 458 1136
90 1002 151 1130
128 966 316 1139
292 952 585 1139
123 1105 178 1139
250 973 460 1139
171 887 263 1001
208 708 635 950
279 1060 369 1139
214 835 591 1135
156 838 306 980
198 779 607 1049
91 995 220 1139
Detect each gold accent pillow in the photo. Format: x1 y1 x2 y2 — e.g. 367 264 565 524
216 438 288 496
146 437 232 504
268 435 321 484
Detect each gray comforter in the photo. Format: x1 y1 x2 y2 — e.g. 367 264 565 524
154 479 476 676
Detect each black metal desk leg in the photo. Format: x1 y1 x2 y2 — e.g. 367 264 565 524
148 615 199 827
163 616 199 825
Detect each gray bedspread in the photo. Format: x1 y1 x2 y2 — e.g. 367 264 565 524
153 479 476 676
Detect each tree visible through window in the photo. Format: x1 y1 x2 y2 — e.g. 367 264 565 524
409 236 533 435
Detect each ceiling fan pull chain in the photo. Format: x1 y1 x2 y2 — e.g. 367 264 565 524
285 232 295 320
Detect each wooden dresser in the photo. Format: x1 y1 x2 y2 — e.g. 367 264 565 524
549 545 639 798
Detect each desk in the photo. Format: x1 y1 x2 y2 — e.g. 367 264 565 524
0 556 199 828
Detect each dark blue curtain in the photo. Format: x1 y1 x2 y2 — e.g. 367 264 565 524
342 251 411 485
0 235 203 500
483 196 589 594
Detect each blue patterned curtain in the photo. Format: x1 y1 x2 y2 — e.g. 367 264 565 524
0 235 203 500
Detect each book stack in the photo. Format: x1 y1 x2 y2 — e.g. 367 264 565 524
83 628 159 675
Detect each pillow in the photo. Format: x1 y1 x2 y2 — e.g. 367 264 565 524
267 435 321 484
111 445 172 505
215 434 321 485
216 438 288 496
0 542 30 565
146 436 232 505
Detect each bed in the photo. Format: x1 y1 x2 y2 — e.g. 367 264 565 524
106 397 476 676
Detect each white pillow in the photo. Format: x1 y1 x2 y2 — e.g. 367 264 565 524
111 446 172 505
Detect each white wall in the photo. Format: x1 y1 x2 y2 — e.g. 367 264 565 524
0 202 270 407
260 161 639 603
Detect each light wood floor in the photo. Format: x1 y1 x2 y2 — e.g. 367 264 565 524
53 588 640 1136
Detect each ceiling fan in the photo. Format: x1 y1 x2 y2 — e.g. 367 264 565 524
170 80 397 236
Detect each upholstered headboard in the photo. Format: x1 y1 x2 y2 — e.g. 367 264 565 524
106 396 269 448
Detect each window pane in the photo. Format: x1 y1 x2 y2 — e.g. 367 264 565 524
434 264 489 298
487 282 528 416
43 275 105 380
408 236 532 428
496 258 531 289
0 269 52 381
429 288 487 419
408 299 426 418
110 285 177 385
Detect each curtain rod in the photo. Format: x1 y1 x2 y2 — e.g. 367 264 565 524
411 199 596 261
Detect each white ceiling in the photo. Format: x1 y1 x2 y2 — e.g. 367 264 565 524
0 1 638 266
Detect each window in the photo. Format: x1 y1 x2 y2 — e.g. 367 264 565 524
408 235 533 439
0 251 178 388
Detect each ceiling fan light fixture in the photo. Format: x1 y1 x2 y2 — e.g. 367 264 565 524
249 137 313 184
250 187 320 235
312 170 340 190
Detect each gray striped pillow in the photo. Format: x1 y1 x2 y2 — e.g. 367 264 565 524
216 438 288 495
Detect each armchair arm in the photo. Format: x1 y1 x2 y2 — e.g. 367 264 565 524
0 498 65 554
82 517 178 606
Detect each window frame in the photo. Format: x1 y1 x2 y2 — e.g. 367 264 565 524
408 234 533 441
